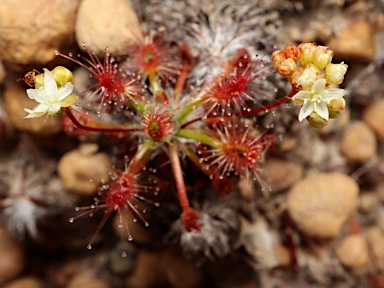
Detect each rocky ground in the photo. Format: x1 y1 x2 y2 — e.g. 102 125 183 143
0 0 384 287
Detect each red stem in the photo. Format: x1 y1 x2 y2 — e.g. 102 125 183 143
64 107 143 134
169 143 190 212
174 68 189 99
181 86 297 128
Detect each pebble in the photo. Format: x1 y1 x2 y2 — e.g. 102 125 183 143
0 0 79 70
340 121 377 163
3 83 61 136
287 173 359 238
0 228 24 285
359 191 378 213
365 227 384 270
0 61 6 84
67 273 110 288
57 143 111 195
273 244 291 267
327 19 375 62
335 234 369 269
2 276 44 288
75 0 142 57
362 99 384 141
125 249 168 288
162 249 206 288
264 158 303 192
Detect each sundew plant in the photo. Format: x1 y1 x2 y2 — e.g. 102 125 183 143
22 29 348 250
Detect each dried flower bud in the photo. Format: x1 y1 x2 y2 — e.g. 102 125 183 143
313 46 333 70
307 111 328 129
276 58 297 77
325 62 348 85
327 97 346 119
272 50 288 70
292 64 320 90
283 45 299 62
51 66 73 88
298 43 317 65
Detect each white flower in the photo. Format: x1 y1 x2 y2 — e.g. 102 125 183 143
292 78 347 122
24 68 77 118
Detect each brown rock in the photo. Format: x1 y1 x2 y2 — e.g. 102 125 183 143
273 244 291 267
362 99 384 141
0 0 79 70
162 249 206 288
75 0 142 57
365 227 384 270
335 234 369 268
0 228 24 285
3 83 61 135
359 191 378 213
264 158 303 192
340 121 377 163
327 19 375 62
126 249 168 288
2 276 44 288
287 173 359 238
67 273 110 288
57 143 111 195
0 61 6 84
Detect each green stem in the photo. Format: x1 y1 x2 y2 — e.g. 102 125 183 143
64 107 143 134
128 99 146 114
177 128 222 148
176 97 208 124
148 72 161 95
169 143 190 212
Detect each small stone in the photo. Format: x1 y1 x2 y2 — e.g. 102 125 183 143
0 61 6 84
57 144 111 195
0 0 79 70
327 19 375 62
335 234 369 269
365 227 384 270
362 99 384 141
67 273 110 288
0 228 24 285
75 0 142 57
162 249 206 288
126 249 168 288
287 173 359 238
264 158 303 192
2 276 44 288
340 121 377 163
3 83 61 136
359 191 378 213
273 244 291 267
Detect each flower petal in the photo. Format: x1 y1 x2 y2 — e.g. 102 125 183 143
292 91 312 101
24 104 49 118
47 102 61 114
312 78 326 94
298 101 314 122
57 82 74 101
26 88 45 102
314 101 329 120
60 95 78 107
323 88 347 101
43 68 58 97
